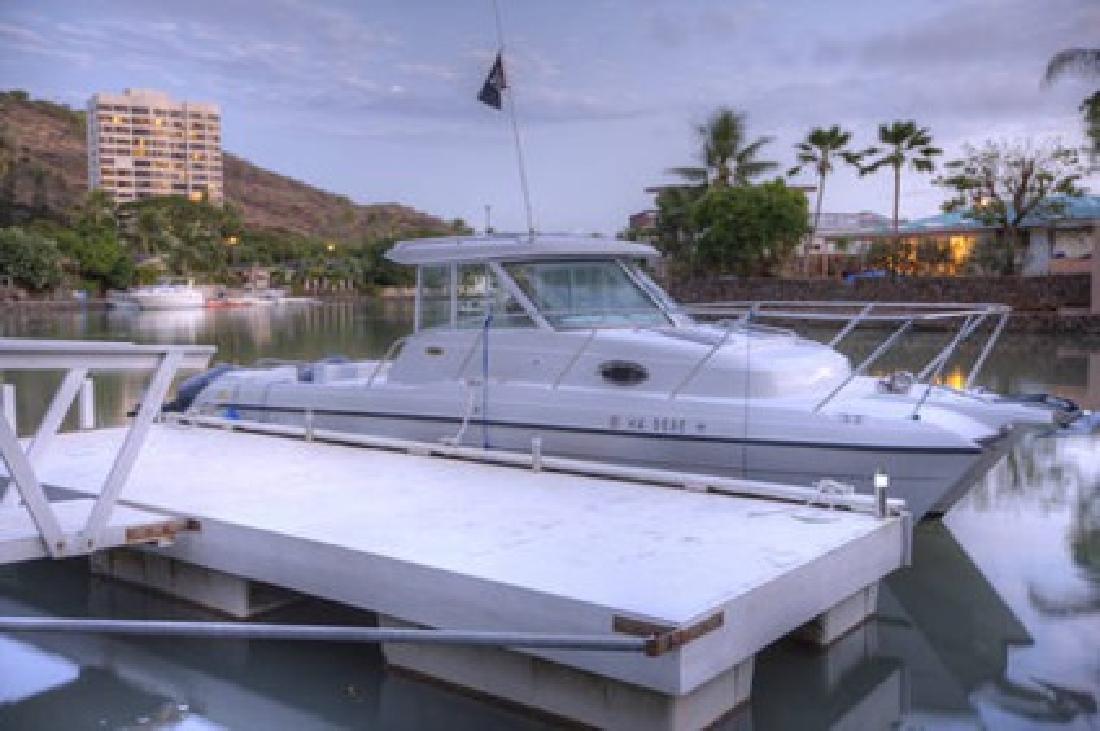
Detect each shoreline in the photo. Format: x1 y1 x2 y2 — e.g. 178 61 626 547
2 295 1097 334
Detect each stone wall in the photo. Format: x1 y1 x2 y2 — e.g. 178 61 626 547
667 274 1092 313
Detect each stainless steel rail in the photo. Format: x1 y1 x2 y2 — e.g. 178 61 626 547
686 300 1012 417
0 617 649 653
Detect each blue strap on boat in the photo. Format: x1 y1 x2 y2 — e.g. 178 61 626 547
482 313 492 449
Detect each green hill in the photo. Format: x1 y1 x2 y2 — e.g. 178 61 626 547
0 89 464 241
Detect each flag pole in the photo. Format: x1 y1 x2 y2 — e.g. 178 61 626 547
491 0 535 238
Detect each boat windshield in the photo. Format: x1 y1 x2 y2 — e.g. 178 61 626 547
503 259 669 328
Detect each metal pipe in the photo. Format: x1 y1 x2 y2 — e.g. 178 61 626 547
965 312 1010 390
916 314 985 382
413 266 422 333
0 617 648 652
911 316 980 419
531 436 542 471
669 315 745 399
828 303 874 348
552 328 597 388
813 319 913 413
366 337 406 388
685 301 1008 323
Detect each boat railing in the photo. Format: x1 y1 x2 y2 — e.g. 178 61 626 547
684 301 1011 415
366 337 408 388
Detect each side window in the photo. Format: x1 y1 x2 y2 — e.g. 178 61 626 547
456 263 534 329
418 265 450 330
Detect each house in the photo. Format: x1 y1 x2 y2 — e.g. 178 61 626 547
819 195 1100 277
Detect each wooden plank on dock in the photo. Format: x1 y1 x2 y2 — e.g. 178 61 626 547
0 499 191 565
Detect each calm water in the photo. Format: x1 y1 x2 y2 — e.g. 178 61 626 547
0 303 1098 730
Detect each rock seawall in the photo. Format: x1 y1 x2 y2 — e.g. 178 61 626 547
667 274 1091 313
666 274 1098 333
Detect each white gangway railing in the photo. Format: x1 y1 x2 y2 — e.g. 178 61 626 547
0 339 213 560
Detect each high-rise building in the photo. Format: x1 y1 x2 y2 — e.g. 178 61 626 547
86 89 223 205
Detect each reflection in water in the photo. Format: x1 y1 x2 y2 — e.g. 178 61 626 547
0 306 1098 729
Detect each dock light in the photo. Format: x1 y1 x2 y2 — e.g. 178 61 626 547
225 235 238 246
873 469 889 518
326 243 336 253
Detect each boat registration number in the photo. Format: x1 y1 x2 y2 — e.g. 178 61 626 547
610 415 688 434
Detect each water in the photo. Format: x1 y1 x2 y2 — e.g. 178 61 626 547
0 304 1098 730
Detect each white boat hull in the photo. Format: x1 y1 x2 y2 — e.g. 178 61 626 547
213 398 1011 519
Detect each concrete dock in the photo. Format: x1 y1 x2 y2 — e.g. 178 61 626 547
2 421 910 729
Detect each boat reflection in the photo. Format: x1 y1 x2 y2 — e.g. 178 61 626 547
745 432 1099 729
107 307 208 342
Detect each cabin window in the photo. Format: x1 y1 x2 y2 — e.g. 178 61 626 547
504 259 669 329
417 264 451 330
456 264 534 329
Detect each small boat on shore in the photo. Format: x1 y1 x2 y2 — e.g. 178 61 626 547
178 234 1085 519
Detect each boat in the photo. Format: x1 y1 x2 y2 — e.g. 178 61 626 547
113 278 205 311
177 234 1084 519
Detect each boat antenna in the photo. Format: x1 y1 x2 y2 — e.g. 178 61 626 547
489 0 536 239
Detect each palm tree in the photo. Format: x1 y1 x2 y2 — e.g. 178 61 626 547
1043 48 1100 84
667 107 777 187
1043 48 1100 158
787 125 863 249
860 121 942 239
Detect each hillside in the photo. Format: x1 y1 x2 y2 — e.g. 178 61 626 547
0 90 462 240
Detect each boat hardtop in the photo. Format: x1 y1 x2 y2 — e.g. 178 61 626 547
385 233 660 265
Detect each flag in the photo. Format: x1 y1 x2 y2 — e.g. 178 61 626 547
478 52 507 110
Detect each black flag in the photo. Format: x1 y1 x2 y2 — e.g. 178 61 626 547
478 52 507 110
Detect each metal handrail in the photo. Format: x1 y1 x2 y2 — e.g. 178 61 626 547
966 312 1010 390
366 337 407 388
688 300 1011 403
553 328 598 388
687 300 1010 322
669 307 755 399
813 320 914 413
0 339 212 558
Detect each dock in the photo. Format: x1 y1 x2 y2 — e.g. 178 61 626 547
0 339 912 730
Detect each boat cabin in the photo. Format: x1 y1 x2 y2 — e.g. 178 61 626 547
385 234 679 332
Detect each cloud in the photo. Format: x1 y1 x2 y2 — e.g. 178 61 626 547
398 63 461 82
0 20 92 64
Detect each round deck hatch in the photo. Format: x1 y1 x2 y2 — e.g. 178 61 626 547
598 360 648 386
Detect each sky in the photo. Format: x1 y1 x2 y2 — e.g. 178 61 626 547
1 0 1097 234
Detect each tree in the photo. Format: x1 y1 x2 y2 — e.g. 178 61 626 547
787 125 863 249
935 140 1087 274
0 227 63 291
860 121 942 238
654 186 702 272
1042 48 1100 159
688 180 809 276
123 196 241 277
667 107 777 188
